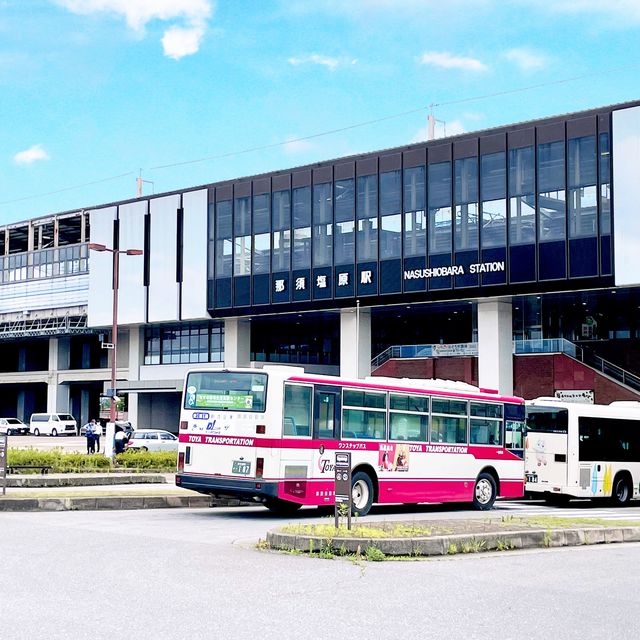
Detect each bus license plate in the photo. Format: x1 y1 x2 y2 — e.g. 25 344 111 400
232 460 251 475
526 474 537 483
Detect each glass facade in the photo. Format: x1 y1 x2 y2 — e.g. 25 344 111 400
205 107 616 312
144 322 224 365
1 244 88 284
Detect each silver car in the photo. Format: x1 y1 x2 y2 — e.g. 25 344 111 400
124 429 178 452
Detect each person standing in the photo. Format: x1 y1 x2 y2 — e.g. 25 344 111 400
93 420 102 454
84 420 95 454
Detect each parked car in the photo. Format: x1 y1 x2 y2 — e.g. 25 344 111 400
125 429 178 452
0 418 30 435
29 413 77 436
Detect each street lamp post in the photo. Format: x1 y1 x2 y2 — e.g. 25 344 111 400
88 242 143 456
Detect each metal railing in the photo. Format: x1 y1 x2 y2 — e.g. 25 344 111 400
372 338 640 394
0 314 93 339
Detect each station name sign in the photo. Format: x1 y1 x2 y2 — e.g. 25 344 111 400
404 261 505 280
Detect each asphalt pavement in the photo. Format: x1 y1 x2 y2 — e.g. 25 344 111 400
1 505 639 640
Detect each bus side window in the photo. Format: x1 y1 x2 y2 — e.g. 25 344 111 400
313 387 341 440
283 385 312 437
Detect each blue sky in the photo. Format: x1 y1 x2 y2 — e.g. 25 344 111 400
1 0 639 224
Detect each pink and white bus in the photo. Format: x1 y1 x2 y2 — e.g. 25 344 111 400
176 366 526 515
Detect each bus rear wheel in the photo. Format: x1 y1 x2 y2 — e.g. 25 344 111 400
264 498 302 516
472 472 497 510
351 471 374 517
611 475 632 506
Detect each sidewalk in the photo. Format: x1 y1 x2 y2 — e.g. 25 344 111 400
0 472 247 511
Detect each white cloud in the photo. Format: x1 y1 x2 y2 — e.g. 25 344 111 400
283 137 316 154
13 144 50 165
412 119 466 142
418 51 487 72
53 0 213 59
504 47 549 71
288 54 357 71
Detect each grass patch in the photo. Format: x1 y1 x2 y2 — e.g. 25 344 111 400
520 516 640 529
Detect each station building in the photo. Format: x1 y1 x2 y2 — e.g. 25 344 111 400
1 99 640 430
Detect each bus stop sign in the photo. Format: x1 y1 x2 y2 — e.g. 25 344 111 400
334 451 352 529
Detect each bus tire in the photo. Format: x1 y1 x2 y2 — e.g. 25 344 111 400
472 472 497 510
265 498 302 516
351 471 374 517
610 474 632 506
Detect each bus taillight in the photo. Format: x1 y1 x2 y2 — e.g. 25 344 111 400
256 457 264 478
180 421 188 430
178 452 185 472
256 424 266 434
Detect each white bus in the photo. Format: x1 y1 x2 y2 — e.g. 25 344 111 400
176 366 526 515
525 398 640 505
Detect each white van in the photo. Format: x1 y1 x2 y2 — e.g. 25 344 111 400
30 413 77 436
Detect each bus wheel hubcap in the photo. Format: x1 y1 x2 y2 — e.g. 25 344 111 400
353 481 368 509
476 479 492 504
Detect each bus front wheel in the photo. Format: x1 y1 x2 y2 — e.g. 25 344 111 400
472 472 497 510
351 471 374 517
611 475 632 507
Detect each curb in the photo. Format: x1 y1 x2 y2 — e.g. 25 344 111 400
5 474 169 488
266 526 640 557
0 495 249 512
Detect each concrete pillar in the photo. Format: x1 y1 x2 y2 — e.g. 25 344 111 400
477 299 513 395
80 388 91 425
47 379 70 412
48 337 59 372
340 306 371 379
127 393 139 429
17 390 26 423
18 347 27 372
57 337 71 370
224 318 251 368
127 326 144 379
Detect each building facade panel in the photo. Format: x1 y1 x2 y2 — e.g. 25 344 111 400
148 194 180 322
181 189 209 320
117 200 148 325
87 206 116 327
613 105 640 285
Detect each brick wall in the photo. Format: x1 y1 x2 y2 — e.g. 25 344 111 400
374 354 640 403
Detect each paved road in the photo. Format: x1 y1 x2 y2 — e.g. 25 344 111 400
7 434 97 453
1 501 639 640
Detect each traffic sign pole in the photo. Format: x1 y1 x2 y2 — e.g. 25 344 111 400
334 451 352 530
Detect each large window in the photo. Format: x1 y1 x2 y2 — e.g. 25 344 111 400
215 200 232 278
272 190 291 272
568 136 597 239
284 384 312 437
144 322 223 365
428 162 452 256
430 398 467 444
342 388 386 440
481 153 506 249
599 133 611 235
470 402 503 445
313 183 333 267
404 166 425 212
454 157 479 251
380 170 401 215
538 190 566 242
389 393 428 442
509 147 535 246
579 417 640 462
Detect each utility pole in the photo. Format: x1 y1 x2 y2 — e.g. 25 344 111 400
136 170 155 198
427 104 446 141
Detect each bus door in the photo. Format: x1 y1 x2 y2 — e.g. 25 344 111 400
312 386 341 488
524 407 569 489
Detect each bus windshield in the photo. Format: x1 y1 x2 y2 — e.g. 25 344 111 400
184 371 268 412
525 406 568 434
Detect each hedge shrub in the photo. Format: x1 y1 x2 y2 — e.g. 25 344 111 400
6 449 177 473
115 451 177 471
